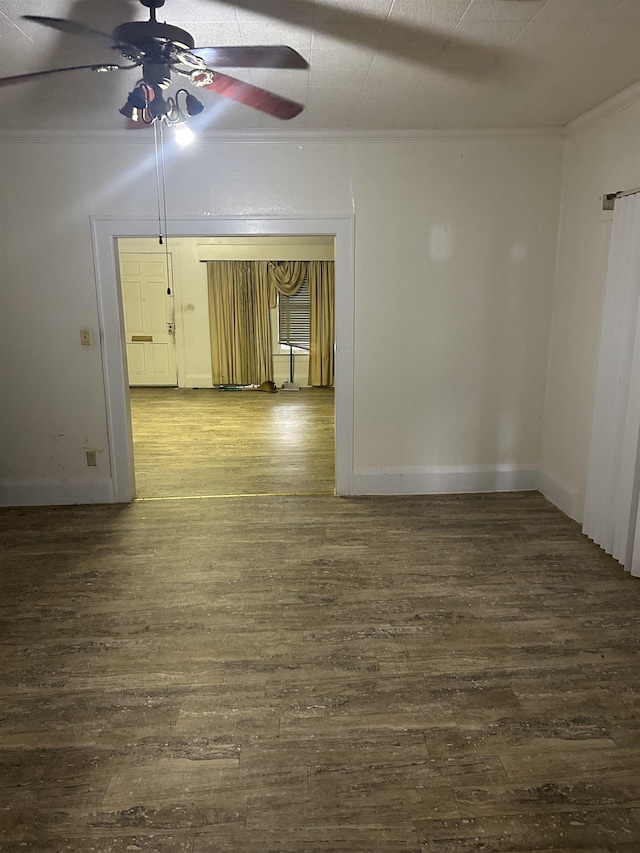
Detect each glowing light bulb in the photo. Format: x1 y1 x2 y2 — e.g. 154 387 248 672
175 125 194 146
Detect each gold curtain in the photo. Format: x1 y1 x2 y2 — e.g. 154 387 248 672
248 261 273 383
308 261 335 387
207 261 273 386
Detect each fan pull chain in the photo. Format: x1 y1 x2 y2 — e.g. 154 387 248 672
152 121 174 297
153 121 164 247
158 122 174 296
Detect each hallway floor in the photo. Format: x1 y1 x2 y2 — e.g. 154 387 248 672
1 486 640 849
129 386 335 499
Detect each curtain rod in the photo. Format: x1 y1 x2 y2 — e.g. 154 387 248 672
603 186 640 210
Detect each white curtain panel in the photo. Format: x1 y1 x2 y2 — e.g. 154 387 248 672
583 193 640 576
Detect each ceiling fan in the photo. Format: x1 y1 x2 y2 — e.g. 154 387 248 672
0 0 309 123
0 0 516 129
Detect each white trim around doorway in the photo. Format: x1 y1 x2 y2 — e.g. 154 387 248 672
91 215 355 501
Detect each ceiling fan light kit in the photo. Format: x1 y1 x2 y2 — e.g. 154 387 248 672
120 84 205 129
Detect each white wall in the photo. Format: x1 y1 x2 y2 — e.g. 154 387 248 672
0 131 563 505
352 139 563 486
540 86 640 521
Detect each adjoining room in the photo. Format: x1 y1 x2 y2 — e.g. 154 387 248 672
117 236 336 498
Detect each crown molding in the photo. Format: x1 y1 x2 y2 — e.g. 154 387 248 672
0 126 563 145
563 80 640 137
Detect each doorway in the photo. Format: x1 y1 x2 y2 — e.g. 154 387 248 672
93 216 355 501
116 234 338 499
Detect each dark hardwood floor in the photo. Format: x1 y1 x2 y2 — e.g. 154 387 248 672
1 394 640 851
129 387 335 499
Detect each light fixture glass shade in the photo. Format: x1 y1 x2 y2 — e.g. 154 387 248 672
148 87 168 119
127 85 148 110
119 102 139 120
185 92 205 116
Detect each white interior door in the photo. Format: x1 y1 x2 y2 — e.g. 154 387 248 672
119 252 177 386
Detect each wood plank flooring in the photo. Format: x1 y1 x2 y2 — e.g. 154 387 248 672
1 488 640 847
129 387 335 499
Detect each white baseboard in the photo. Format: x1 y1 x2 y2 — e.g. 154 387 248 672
537 467 582 522
350 464 539 496
182 374 214 389
0 467 583 519
0 478 115 507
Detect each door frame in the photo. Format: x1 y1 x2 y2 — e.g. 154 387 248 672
91 214 355 501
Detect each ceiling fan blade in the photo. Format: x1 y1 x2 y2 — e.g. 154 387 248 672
208 0 503 74
22 16 121 49
0 64 136 88
188 45 308 69
197 72 303 120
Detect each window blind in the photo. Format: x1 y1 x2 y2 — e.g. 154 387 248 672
278 275 310 350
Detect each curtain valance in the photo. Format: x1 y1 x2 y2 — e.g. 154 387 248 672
267 261 307 306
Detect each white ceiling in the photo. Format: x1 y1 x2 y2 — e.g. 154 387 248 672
1 0 639 132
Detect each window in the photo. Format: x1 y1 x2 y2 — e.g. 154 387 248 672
278 274 310 351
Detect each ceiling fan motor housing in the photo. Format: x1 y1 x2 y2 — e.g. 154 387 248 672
113 21 195 53
113 21 196 88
